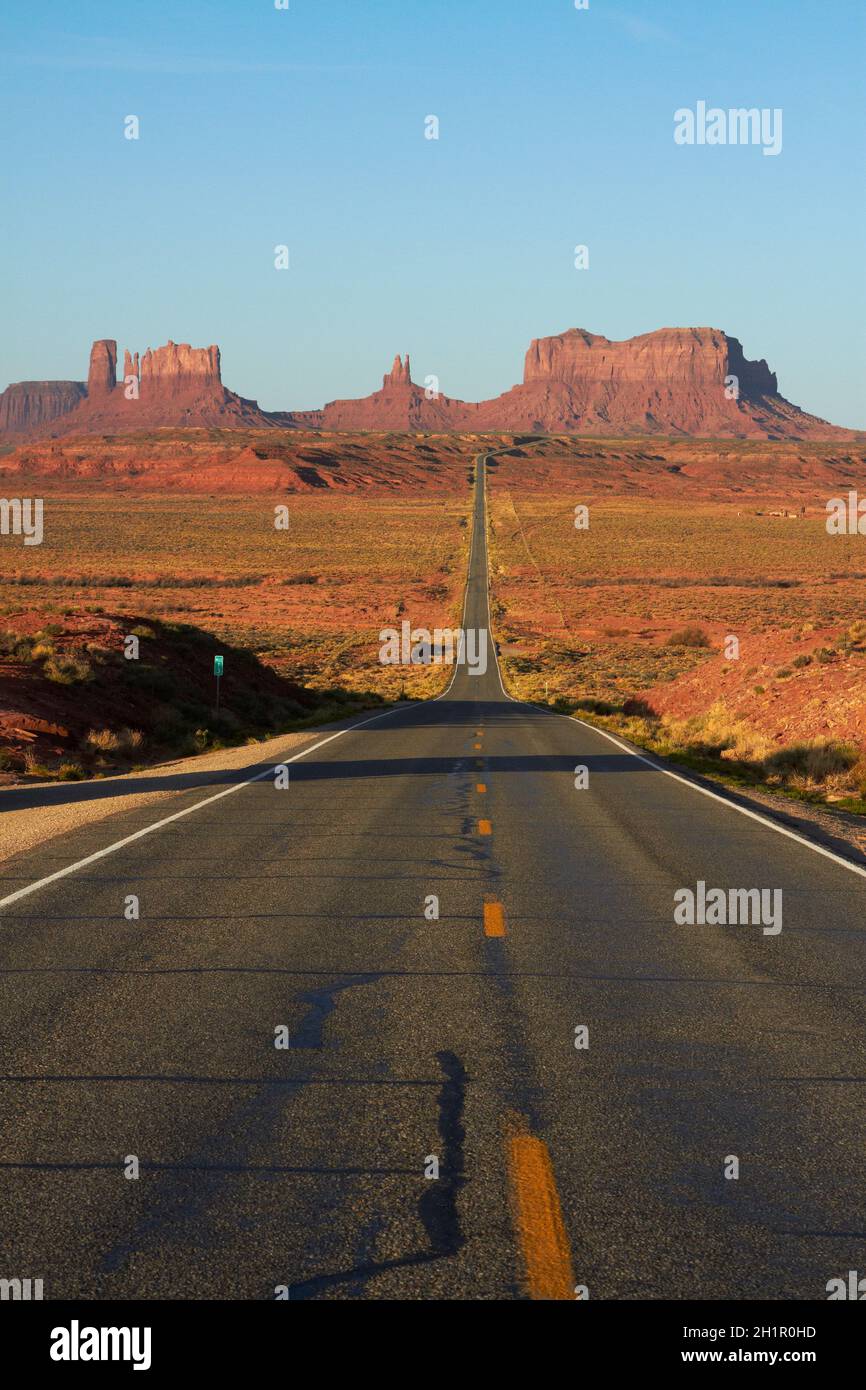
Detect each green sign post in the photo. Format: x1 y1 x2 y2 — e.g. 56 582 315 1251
214 655 224 713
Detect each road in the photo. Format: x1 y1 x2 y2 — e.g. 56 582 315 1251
1 457 865 1301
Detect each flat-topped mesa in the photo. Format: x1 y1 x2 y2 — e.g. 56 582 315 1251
523 327 777 397
138 340 222 397
383 353 412 388
87 339 117 395
0 380 86 434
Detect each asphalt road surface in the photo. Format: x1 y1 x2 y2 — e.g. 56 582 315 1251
1 458 865 1301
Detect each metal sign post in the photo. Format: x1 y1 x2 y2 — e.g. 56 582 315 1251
214 654 224 714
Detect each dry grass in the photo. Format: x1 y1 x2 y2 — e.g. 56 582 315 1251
0 491 473 701
85 726 144 755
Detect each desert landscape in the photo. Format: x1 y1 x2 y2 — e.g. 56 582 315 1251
1 325 864 817
4 0 866 1330
0 431 479 780
486 438 866 814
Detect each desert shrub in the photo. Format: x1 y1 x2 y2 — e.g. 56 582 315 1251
667 625 711 648
30 641 55 660
775 668 792 679
650 703 772 765
573 697 617 715
85 728 119 752
85 727 144 755
791 653 812 669
815 647 837 664
23 749 51 776
622 698 657 717
58 762 85 780
0 632 36 661
44 653 93 684
763 740 859 783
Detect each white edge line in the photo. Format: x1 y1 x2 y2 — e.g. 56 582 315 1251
480 457 866 885
0 708 402 910
0 456 487 911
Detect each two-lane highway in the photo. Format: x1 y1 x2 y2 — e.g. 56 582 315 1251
1 458 865 1299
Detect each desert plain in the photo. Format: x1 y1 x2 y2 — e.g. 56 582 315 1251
0 428 864 822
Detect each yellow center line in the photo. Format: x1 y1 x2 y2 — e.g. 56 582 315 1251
476 783 487 793
478 819 492 836
505 1116 575 1301
483 900 505 937
473 742 482 750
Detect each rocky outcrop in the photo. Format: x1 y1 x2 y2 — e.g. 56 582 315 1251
468 327 844 438
0 381 86 435
383 354 412 387
313 330 851 438
1 328 856 440
320 355 473 432
139 341 222 396
19 337 280 436
522 328 775 393
86 339 117 396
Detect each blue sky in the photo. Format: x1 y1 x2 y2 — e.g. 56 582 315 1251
1 0 864 425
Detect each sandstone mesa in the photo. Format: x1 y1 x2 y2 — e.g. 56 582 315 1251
0 327 854 441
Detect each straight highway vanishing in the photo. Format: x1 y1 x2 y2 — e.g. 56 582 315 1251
1 459 864 1301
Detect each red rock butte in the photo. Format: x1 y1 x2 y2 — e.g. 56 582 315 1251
0 327 856 440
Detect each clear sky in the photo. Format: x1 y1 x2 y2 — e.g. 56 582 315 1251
1 0 864 426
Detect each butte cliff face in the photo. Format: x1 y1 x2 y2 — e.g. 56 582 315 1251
309 328 850 438
0 380 87 434
319 353 474 432
0 326 854 440
4 338 279 436
466 327 841 438
87 339 118 396
138 341 222 397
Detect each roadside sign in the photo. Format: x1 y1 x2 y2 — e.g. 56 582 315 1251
214 655 224 677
